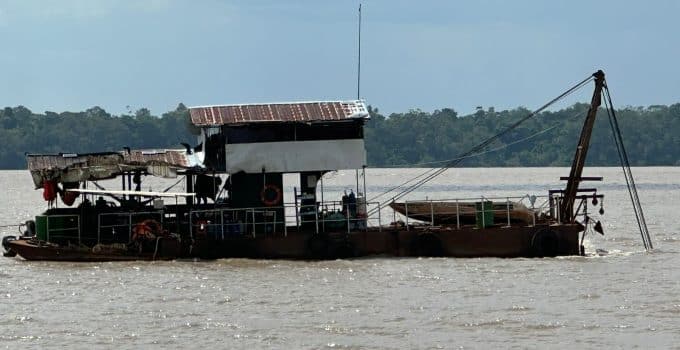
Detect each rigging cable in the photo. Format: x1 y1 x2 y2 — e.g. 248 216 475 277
162 177 185 193
602 82 653 251
368 74 595 214
0 224 20 228
367 114 584 203
380 109 587 168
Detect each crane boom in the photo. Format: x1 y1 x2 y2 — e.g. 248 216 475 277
559 70 605 222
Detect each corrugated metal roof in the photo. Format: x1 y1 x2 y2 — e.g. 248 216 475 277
27 150 198 171
27 149 205 188
27 153 120 172
122 150 190 167
188 100 369 126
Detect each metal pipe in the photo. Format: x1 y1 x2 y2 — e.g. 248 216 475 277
378 203 382 232
189 211 193 240
294 186 300 228
98 214 101 244
362 168 367 232
362 166 367 199
175 195 179 236
355 169 360 197
456 200 460 229
320 173 324 204
506 197 511 227
320 174 325 233
430 200 434 226
405 200 409 231
357 3 361 99
481 197 485 229
127 172 132 199
252 209 256 238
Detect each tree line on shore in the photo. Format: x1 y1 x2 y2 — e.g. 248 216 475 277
1 102 678 169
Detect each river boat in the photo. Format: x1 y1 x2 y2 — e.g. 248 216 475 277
389 200 536 226
4 71 631 261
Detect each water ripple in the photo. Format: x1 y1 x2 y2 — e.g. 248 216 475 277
1 168 679 349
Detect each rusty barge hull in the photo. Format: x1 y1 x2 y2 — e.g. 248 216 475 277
185 223 582 260
6 238 180 262
7 223 581 261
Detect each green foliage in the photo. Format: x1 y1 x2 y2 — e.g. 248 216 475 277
0 104 194 169
365 103 680 167
0 102 678 169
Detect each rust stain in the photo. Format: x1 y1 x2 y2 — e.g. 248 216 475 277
189 101 369 126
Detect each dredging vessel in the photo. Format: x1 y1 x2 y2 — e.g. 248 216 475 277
4 70 647 261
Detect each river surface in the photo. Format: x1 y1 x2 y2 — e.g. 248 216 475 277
1 167 678 349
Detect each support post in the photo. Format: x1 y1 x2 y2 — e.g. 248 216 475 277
98 214 101 244
430 200 434 226
506 197 511 227
362 166 367 199
481 197 486 229
405 200 409 231
456 200 460 229
378 203 382 232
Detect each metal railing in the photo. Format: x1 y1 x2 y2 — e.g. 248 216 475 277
97 211 164 244
396 195 552 230
189 207 278 239
39 214 81 244
188 199 383 239
62 192 554 244
183 194 559 239
36 194 557 245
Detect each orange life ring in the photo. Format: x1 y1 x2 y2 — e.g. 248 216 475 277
132 219 162 241
260 184 282 206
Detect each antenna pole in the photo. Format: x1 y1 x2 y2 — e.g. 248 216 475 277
357 3 362 100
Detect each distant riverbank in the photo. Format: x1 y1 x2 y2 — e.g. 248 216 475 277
2 103 679 169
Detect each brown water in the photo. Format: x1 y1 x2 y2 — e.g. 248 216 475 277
1 168 679 349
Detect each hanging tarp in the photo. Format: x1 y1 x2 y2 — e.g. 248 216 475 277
27 149 204 189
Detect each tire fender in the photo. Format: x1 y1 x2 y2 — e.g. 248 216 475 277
410 233 444 257
531 229 559 257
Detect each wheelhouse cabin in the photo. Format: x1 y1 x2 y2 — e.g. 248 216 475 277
187 100 372 237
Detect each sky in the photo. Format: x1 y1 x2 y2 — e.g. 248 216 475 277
1 0 679 116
